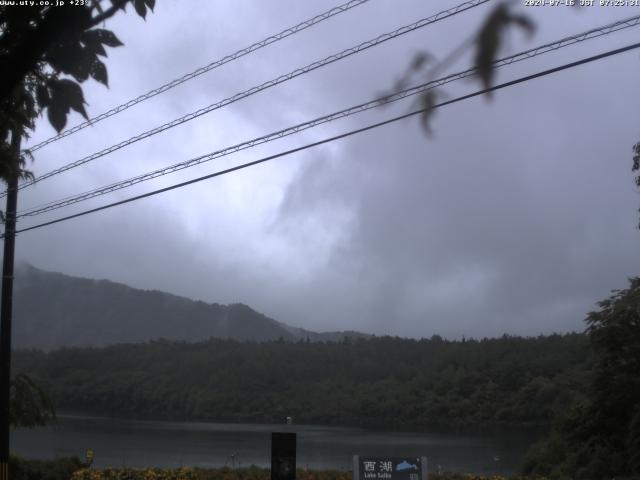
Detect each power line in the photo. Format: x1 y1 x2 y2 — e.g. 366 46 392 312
26 0 373 153
7 0 490 196
9 41 640 238
16 14 640 219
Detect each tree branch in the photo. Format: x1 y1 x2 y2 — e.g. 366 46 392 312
0 0 130 105
88 0 129 28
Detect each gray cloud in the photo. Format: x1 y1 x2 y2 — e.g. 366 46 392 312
10 0 640 339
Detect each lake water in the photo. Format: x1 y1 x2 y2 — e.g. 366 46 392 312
12 415 544 475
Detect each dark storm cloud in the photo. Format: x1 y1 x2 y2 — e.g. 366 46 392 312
12 0 640 338
273 21 640 337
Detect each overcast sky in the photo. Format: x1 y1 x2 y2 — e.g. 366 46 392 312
10 0 640 338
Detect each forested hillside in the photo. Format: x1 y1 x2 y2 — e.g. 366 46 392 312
522 278 640 479
13 334 591 429
12 264 368 348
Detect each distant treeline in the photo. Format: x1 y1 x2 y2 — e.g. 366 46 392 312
12 333 591 429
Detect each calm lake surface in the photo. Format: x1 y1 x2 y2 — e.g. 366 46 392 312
12 415 544 475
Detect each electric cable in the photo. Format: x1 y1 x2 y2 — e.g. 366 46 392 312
6 0 490 197
17 14 640 219
26 0 374 153
8 41 640 237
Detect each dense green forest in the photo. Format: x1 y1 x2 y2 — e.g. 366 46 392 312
521 278 640 479
13 333 591 429
12 277 639 480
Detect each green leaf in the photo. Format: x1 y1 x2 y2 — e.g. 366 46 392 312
19 151 35 180
45 41 95 82
420 90 438 136
68 50 93 82
45 42 82 73
90 59 108 87
21 148 34 165
81 30 108 57
52 80 87 117
474 5 536 93
134 0 147 19
47 101 68 133
91 28 123 48
47 79 88 132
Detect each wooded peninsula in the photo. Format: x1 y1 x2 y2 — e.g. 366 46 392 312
12 333 590 429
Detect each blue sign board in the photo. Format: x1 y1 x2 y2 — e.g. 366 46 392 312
353 456 427 480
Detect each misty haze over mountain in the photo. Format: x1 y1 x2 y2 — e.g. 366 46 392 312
13 263 369 350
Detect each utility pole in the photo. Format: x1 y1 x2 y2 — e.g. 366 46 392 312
0 129 21 480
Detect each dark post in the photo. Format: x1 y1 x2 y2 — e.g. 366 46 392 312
0 130 21 480
271 432 296 480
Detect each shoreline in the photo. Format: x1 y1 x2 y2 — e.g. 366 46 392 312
51 411 552 436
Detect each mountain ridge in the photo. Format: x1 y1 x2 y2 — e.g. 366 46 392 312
12 263 370 349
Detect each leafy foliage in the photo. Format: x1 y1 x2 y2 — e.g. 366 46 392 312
0 459 585 480
1 0 155 438
388 4 535 133
72 467 198 480
133 0 156 19
68 465 554 480
9 456 84 480
9 373 55 428
42 79 89 133
13 333 591 429
522 278 640 479
0 0 155 180
473 5 535 93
